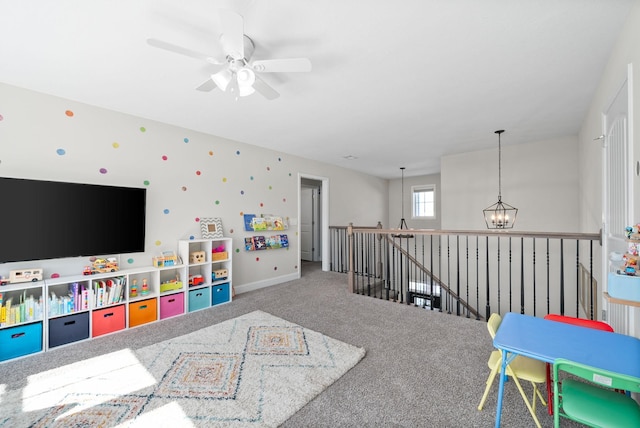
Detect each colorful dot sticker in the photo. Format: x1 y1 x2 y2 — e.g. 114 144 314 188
236 150 241 155
163 209 170 214
65 110 74 117
162 155 168 160
181 186 187 191
140 127 146 132
127 258 134 264
266 166 271 171
229 228 234 233
184 138 189 143
155 240 162 246
268 185 272 190
215 200 220 205
0 114 4 121
143 180 150 186
209 151 214 156
222 177 227 182
189 235 196 240
240 190 244 195
56 148 66 156
196 170 201 176
259 202 264 207
112 142 119 149
255 257 260 261
250 176 254 180
195 217 200 222
274 266 278 270
99 168 108 174
51 273 60 278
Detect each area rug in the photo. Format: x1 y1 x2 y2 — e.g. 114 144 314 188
0 310 366 427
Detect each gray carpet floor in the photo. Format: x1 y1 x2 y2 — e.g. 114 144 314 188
0 261 584 427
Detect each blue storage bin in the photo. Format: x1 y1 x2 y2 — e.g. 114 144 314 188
608 272 640 302
0 322 43 361
48 312 90 348
212 283 231 306
188 287 211 312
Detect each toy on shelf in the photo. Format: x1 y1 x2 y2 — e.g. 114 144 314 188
0 275 10 286
153 251 179 268
83 258 119 275
189 274 205 287
212 268 228 281
140 278 149 295
619 225 640 276
130 279 138 297
212 246 228 261
189 251 206 264
160 274 183 293
7 268 44 284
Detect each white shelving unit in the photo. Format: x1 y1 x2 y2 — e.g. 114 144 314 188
0 238 233 363
178 238 233 313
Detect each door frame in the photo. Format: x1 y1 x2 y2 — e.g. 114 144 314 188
298 173 330 272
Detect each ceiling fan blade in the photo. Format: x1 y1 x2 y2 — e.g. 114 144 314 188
252 75 280 100
147 38 222 65
195 78 218 92
219 9 245 59
251 58 312 73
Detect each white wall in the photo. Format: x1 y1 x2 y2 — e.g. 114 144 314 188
388 173 441 229
578 2 640 334
0 83 388 289
441 135 579 232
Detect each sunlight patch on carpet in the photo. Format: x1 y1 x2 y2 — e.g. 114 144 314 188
1 311 365 427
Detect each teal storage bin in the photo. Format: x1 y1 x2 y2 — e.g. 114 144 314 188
212 283 230 306
608 273 640 302
188 287 211 312
0 321 43 361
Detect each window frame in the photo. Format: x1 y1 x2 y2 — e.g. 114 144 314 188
411 184 436 220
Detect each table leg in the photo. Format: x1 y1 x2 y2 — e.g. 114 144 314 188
495 349 516 428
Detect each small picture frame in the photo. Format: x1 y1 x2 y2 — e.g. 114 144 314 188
200 217 223 239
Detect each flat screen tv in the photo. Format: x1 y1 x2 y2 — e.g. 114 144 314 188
0 177 146 263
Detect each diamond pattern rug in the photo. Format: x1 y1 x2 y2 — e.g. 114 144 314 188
0 311 366 427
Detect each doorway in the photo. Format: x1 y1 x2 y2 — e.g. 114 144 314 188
298 174 329 273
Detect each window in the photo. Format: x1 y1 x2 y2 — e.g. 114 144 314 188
411 185 435 219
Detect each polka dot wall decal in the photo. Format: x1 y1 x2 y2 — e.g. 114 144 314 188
229 228 234 233
283 198 286 202
181 186 187 191
143 180 150 186
215 200 220 205
51 273 60 278
236 150 241 155
278 157 282 161
65 110 74 117
250 176 254 180
140 127 146 132
260 202 264 207
196 170 201 175
266 166 271 171
0 114 4 121
184 137 189 143
195 217 200 222
162 155 168 161
268 185 272 190
240 190 244 195
155 240 162 246
222 177 227 182
256 257 260 261
127 258 134 264
189 235 195 240
209 151 214 156
112 142 119 149
99 168 108 174
235 248 240 253
56 148 66 156
274 266 278 270
163 209 170 214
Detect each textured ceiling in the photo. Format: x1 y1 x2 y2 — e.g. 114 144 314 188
0 0 634 178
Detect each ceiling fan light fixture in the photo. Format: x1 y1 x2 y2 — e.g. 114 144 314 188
211 69 232 91
237 67 256 97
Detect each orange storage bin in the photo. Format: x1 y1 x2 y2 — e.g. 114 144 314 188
128 298 157 327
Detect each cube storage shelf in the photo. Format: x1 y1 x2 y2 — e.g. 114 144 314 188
0 237 232 363
178 238 233 313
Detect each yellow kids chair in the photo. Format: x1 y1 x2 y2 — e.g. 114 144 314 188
478 313 548 428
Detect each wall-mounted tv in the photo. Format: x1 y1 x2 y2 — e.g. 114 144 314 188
0 177 146 263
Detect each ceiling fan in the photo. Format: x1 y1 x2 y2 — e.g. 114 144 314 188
147 9 311 100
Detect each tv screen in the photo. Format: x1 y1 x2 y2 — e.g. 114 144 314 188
0 177 146 263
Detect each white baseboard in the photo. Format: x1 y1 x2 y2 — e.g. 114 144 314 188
235 272 300 294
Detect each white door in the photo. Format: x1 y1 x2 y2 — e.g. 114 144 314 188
300 186 315 261
603 70 631 334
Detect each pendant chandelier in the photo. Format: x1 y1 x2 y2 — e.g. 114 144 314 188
393 167 414 238
483 130 518 229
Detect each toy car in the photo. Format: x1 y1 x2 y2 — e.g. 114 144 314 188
189 274 204 286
